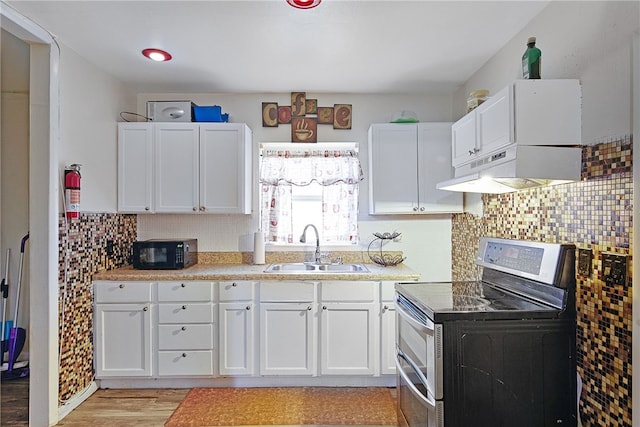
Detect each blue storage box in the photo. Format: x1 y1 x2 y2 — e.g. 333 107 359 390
193 105 229 122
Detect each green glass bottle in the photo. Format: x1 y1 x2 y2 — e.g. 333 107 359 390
522 36 541 79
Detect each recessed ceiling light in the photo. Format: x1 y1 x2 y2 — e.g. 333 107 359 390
142 48 172 62
286 0 321 9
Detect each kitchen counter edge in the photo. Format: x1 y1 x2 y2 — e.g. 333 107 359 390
93 263 421 282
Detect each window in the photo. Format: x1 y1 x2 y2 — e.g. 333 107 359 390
259 143 363 245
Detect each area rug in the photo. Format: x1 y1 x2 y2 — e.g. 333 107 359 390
164 387 398 426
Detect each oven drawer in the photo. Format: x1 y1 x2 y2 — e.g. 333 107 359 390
397 355 444 427
396 295 443 399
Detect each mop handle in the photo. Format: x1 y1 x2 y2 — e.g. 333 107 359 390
12 234 28 324
1 249 9 343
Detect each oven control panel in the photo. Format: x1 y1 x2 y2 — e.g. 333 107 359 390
476 237 571 285
482 241 544 274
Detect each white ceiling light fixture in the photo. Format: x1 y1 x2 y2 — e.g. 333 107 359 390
286 0 321 9
142 48 172 62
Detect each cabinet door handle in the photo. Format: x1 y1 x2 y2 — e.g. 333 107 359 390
182 353 187 358
145 207 150 211
232 282 237 287
192 207 197 212
143 306 148 311
182 305 187 310
419 207 425 212
199 206 205 212
181 326 186 331
246 305 251 310
119 284 125 289
412 207 418 212
322 305 327 310
307 306 312 310
181 283 186 288
383 305 389 311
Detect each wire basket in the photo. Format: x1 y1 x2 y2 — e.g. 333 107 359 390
367 232 406 266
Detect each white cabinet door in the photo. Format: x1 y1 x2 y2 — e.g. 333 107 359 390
368 124 418 214
117 123 153 213
199 124 252 214
320 302 377 375
476 84 513 156
154 123 199 213
94 303 152 377
417 123 462 213
380 302 396 375
369 123 460 214
451 112 478 167
260 302 316 376
218 302 255 376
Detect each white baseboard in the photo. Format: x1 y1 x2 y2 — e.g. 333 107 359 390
57 381 98 421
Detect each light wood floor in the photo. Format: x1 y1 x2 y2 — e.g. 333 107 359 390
56 388 189 426
1 382 397 427
1 381 188 427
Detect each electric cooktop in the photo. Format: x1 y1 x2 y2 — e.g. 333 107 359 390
396 237 576 322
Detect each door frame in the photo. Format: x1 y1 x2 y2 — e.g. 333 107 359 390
1 4 60 425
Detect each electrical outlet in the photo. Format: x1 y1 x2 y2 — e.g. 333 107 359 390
602 253 628 286
577 248 592 277
106 240 114 256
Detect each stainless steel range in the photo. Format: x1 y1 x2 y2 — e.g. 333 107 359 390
395 237 578 427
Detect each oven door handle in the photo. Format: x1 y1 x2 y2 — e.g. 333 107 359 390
396 299 435 335
396 353 437 410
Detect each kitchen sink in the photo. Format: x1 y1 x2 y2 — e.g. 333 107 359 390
264 263 370 273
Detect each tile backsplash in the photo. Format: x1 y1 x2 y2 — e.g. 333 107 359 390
57 213 136 402
451 136 633 427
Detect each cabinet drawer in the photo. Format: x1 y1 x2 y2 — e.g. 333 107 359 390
158 303 214 323
157 350 213 376
260 281 316 302
321 281 378 302
219 281 255 301
94 281 152 303
158 324 213 350
157 281 214 302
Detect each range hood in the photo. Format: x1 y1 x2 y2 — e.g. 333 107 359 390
437 144 582 194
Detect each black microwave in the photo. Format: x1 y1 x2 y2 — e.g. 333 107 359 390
132 239 197 270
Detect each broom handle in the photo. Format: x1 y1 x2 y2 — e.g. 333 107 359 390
13 234 28 324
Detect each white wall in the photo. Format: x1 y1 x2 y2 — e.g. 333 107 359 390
58 44 136 213
134 92 457 280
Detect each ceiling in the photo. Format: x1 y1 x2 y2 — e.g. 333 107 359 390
4 0 550 94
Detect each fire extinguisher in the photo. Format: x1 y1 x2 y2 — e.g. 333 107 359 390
64 164 82 219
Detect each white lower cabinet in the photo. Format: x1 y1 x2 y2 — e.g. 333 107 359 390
94 281 153 377
94 278 396 383
218 281 256 376
259 281 317 376
380 281 397 375
320 281 378 375
156 281 216 376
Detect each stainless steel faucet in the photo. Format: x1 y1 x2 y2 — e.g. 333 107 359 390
300 224 321 264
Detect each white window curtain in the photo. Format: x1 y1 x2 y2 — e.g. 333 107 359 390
259 145 364 244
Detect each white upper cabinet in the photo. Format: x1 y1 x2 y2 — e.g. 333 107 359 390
452 79 581 168
368 122 462 214
118 122 252 214
117 123 153 213
155 123 200 213
199 124 252 214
